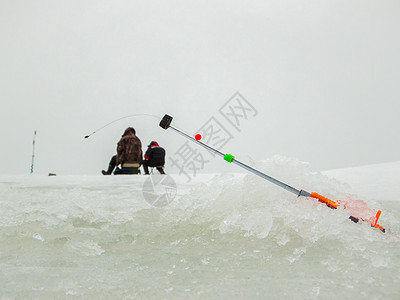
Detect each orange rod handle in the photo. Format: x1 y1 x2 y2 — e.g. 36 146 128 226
310 192 340 209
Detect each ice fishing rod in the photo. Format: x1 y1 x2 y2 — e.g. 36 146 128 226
84 114 161 139
159 114 385 232
30 130 37 174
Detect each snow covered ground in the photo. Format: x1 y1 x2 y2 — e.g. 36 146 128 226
1 158 399 299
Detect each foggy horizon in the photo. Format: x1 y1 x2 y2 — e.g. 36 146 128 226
1 0 399 175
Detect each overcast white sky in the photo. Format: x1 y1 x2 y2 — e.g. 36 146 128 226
1 0 399 175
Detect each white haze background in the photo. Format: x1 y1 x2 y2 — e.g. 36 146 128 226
1 2 400 298
1 0 399 175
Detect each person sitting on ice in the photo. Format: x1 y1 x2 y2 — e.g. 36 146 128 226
102 127 143 175
142 141 166 175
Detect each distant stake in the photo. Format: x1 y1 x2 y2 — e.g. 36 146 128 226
159 114 385 232
30 130 37 174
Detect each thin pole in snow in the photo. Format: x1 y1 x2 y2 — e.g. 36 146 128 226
30 130 37 174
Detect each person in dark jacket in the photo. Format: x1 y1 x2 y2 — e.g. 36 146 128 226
102 127 143 175
142 141 165 175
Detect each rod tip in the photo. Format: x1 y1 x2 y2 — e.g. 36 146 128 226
159 114 173 129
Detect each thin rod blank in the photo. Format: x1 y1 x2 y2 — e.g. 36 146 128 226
169 125 307 197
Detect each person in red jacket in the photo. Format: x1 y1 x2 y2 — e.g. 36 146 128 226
102 127 143 175
142 141 166 174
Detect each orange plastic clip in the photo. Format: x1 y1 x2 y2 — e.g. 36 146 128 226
371 210 385 232
310 192 340 209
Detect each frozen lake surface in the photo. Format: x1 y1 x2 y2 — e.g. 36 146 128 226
1 157 399 298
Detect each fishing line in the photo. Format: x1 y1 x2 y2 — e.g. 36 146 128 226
84 114 161 139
